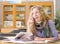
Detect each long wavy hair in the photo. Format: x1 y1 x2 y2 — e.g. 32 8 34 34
27 6 51 36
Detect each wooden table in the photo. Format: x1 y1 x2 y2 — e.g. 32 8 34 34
0 40 60 44
0 34 60 44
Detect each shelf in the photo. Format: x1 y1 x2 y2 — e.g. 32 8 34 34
3 26 14 28
16 11 25 12
4 11 13 12
4 14 13 21
4 6 13 11
16 19 24 21
16 21 25 28
4 21 13 28
4 20 13 21
16 14 25 20
42 6 51 15
4 11 13 15
2 2 26 29
4 13 13 15
16 18 25 20
16 6 25 12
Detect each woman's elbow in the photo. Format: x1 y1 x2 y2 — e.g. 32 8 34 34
53 35 58 41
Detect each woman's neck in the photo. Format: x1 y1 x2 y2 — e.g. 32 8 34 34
36 21 42 24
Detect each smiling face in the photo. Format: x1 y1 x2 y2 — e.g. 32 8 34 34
32 8 42 22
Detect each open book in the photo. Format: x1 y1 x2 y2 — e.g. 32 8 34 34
3 32 52 44
3 32 33 41
3 37 51 44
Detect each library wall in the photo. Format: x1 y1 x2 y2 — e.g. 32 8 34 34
56 0 60 14
0 0 60 33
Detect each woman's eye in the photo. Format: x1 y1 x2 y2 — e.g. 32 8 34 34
36 12 39 14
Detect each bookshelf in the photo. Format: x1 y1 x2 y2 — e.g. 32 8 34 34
16 5 26 28
2 2 26 33
2 2 54 33
2 5 14 28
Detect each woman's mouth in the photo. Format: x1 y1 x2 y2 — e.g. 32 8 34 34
34 17 38 19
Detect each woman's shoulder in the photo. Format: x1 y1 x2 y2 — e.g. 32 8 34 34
48 20 54 23
47 20 54 25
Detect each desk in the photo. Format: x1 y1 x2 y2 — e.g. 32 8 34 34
0 33 60 44
0 40 60 44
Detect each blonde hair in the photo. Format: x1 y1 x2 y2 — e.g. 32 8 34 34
30 6 51 21
27 6 51 36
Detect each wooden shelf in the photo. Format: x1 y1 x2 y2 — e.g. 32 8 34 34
2 2 26 29
16 11 25 12
2 2 53 33
4 11 13 12
16 19 24 21
4 20 13 21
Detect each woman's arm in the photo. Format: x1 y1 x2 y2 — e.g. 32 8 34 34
34 20 58 41
34 36 54 41
48 20 58 41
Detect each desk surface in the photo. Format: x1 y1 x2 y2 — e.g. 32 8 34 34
0 34 60 44
0 40 60 44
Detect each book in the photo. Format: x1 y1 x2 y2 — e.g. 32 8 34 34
2 32 51 44
3 37 51 44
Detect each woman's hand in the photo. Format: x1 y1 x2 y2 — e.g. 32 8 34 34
34 37 46 41
34 36 55 41
28 17 34 26
34 37 39 40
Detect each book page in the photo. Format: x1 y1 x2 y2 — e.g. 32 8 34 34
3 37 51 44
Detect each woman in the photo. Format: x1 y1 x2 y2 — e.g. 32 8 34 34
27 6 58 41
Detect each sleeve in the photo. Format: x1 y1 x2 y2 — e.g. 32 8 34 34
48 20 58 41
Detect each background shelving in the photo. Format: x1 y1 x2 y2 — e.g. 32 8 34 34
2 2 53 33
2 2 26 29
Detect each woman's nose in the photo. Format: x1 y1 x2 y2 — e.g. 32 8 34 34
34 13 37 16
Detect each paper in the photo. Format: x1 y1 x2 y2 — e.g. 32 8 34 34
3 37 51 44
